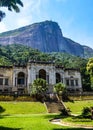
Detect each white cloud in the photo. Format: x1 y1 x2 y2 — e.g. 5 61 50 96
17 18 31 27
0 23 7 33
15 0 42 27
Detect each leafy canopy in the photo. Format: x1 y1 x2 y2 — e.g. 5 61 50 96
87 58 93 89
0 0 23 21
31 78 48 96
54 82 65 95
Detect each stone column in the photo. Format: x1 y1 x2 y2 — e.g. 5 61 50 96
36 72 39 79
48 66 56 93
62 72 65 85
46 72 49 84
13 71 16 87
15 77 17 86
27 65 36 93
3 78 5 86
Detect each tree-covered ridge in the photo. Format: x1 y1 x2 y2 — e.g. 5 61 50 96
0 44 87 67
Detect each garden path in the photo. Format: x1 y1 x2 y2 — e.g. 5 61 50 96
51 119 93 129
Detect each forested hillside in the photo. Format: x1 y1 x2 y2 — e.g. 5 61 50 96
0 44 87 67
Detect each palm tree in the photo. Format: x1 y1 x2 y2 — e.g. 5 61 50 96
54 82 66 100
54 82 65 96
30 78 48 101
0 0 23 21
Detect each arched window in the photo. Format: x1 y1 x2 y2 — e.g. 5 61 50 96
56 73 61 83
17 72 25 85
39 69 46 80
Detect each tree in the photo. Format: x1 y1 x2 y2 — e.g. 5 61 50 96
0 0 23 21
87 58 93 89
54 82 65 95
54 82 66 101
30 78 48 100
80 59 91 91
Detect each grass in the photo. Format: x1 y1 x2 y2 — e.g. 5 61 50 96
62 116 93 126
0 101 93 130
62 100 93 127
0 102 47 114
0 114 91 130
0 114 63 130
64 100 93 115
0 102 66 130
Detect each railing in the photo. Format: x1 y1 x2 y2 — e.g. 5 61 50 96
0 85 12 89
17 85 26 88
67 92 93 96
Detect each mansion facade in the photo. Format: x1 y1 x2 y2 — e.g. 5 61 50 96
0 61 82 95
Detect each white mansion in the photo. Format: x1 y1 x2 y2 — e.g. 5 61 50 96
0 61 82 95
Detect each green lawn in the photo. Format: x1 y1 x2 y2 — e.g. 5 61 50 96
64 100 93 115
63 100 93 127
0 114 90 130
0 101 93 130
0 102 47 114
62 116 93 126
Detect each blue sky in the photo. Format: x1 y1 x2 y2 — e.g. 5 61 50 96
0 0 93 48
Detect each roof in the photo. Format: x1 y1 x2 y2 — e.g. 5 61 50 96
28 60 54 64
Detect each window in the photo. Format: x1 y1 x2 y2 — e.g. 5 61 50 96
71 80 74 86
66 79 69 86
5 78 8 85
56 73 61 83
0 78 3 85
75 79 78 86
17 72 25 85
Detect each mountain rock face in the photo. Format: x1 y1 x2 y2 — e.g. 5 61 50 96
0 20 93 57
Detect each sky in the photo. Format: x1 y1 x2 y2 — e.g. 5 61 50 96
0 0 93 48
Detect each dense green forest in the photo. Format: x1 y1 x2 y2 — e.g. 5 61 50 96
0 44 87 67
0 44 91 91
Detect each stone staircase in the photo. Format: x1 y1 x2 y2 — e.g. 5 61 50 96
45 94 66 113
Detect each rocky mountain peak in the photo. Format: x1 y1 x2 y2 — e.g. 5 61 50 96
0 20 93 58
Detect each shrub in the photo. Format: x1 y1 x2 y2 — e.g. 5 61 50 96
60 108 69 116
15 96 36 101
0 95 14 101
81 107 91 118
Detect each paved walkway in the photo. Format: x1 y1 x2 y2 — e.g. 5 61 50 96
51 119 93 129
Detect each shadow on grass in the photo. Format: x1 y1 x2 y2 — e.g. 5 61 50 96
0 126 22 130
44 114 63 120
0 114 11 119
53 128 92 130
0 106 6 119
69 115 93 123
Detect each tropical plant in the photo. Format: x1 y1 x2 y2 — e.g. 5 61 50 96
30 78 48 101
81 107 91 118
54 82 65 95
